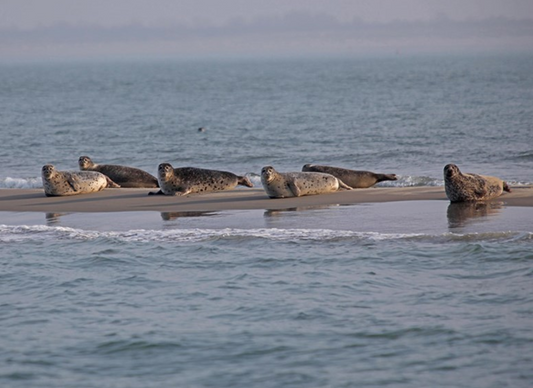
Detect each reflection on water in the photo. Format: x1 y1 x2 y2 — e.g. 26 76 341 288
160 211 216 221
264 205 337 218
45 213 69 225
447 201 503 229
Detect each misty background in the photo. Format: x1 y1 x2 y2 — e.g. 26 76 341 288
1 0 533 60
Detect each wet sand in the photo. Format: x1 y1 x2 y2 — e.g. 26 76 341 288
1 186 532 214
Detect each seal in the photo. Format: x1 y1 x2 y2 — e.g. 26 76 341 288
261 165 352 198
443 163 511 202
41 164 120 197
78 156 158 188
149 163 254 196
302 164 397 188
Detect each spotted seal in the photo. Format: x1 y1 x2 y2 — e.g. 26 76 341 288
41 164 120 197
78 156 158 188
261 166 352 198
302 164 397 188
443 163 511 202
149 163 254 196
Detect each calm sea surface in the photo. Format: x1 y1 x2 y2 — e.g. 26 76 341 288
1 54 532 387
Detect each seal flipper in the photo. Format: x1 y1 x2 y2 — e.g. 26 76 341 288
287 179 301 197
237 175 254 188
105 177 120 188
503 182 512 193
174 189 191 196
375 173 397 182
473 180 488 198
337 179 353 190
148 190 165 195
66 175 82 192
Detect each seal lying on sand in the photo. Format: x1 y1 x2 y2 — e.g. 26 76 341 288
261 165 352 199
443 163 511 202
78 156 158 188
302 164 397 188
150 163 253 196
41 164 120 197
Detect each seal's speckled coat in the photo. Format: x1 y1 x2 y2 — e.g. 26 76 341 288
261 165 352 199
302 164 397 188
41 164 119 197
443 164 511 202
152 163 253 196
78 156 158 188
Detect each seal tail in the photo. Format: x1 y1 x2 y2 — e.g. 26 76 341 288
376 173 397 182
503 182 512 193
238 176 254 188
105 177 121 188
337 179 353 190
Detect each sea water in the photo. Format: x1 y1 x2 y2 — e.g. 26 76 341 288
1 54 533 387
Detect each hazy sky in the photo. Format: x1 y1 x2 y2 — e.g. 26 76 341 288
3 0 533 27
1 0 533 60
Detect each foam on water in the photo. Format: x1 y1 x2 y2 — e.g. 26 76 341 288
0 177 42 189
1 174 531 189
1 224 530 244
376 175 444 187
378 177 533 187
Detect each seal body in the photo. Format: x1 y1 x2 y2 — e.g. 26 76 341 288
78 156 158 188
443 164 511 202
41 164 119 197
151 163 253 196
261 166 352 199
302 164 397 188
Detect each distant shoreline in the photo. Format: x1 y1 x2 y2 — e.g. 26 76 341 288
1 186 532 214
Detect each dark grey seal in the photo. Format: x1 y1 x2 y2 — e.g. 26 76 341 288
78 156 158 188
302 164 397 188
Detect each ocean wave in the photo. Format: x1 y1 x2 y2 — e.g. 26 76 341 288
2 174 530 190
0 174 450 191
0 177 42 189
506 180 533 186
371 176 531 187
249 173 446 188
245 172 262 187
1 225 531 244
512 150 533 161
376 175 444 187
246 172 445 188
250 173 446 188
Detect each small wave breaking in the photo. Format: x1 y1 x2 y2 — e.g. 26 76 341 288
376 175 444 187
2 174 531 189
245 173 262 187
512 150 533 161
246 173 446 188
1 224 531 244
0 177 42 189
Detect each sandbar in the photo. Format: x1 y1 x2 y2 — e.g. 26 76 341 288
0 186 532 213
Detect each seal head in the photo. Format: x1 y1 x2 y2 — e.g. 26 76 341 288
157 163 175 189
